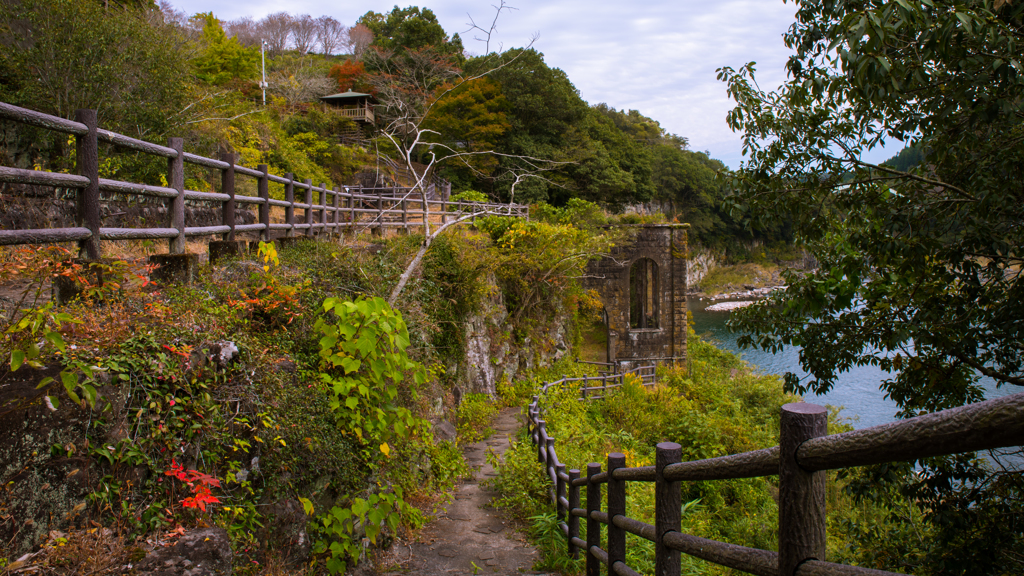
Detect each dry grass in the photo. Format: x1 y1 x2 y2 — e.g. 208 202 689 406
2 527 139 576
1 527 321 576
578 319 608 364
697 263 781 296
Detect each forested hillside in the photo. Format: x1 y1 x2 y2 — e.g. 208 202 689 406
0 0 778 254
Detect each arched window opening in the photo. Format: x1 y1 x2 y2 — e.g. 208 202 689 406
629 258 659 329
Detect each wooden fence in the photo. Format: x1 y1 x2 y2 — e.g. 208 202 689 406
527 374 1024 576
0 103 528 259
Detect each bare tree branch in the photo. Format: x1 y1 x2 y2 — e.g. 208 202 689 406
464 0 518 55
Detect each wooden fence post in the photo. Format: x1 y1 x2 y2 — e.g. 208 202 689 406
546 438 556 492
582 376 589 401
568 468 580 560
304 179 313 238
402 197 408 232
332 186 340 239
349 187 357 238
319 183 327 236
779 403 827 576
284 173 295 238
74 109 100 259
376 187 384 236
655 442 682 576
168 137 185 254
530 396 538 436
537 421 547 464
258 164 269 242
586 462 601 576
220 152 236 241
556 463 566 522
607 452 627 574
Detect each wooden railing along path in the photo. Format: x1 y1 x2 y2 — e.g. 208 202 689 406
527 372 1024 576
0 103 527 259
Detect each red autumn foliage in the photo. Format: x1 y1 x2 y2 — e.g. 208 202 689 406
165 459 221 512
328 60 372 93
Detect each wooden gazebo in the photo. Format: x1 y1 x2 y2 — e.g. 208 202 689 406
320 89 375 124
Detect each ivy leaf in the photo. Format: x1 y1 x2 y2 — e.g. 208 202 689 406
340 357 360 374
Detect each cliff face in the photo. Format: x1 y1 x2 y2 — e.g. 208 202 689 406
458 274 571 397
687 247 717 289
0 367 125 557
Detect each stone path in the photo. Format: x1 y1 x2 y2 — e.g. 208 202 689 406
376 407 550 575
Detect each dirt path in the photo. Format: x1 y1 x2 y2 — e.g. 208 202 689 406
375 407 550 575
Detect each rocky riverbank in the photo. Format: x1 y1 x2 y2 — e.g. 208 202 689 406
695 285 786 312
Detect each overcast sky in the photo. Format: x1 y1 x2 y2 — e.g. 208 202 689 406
167 0 894 170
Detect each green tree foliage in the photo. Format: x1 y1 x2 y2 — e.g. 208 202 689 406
463 49 662 206
477 201 617 331
420 76 510 184
357 5 464 63
0 0 191 136
471 48 587 203
584 105 764 248
720 1 1024 573
880 144 924 172
193 12 259 86
560 105 655 208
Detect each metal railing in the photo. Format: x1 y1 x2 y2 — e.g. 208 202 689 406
0 102 528 258
526 373 1024 576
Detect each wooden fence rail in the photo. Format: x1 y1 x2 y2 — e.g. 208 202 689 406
0 102 528 258
526 371 1024 576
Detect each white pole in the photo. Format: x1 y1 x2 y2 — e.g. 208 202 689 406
261 40 267 105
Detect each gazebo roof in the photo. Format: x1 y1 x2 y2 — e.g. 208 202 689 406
320 89 375 104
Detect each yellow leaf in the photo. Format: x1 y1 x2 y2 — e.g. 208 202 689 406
380 442 390 457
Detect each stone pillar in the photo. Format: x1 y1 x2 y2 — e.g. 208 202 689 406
670 226 688 367
149 254 199 285
209 240 248 264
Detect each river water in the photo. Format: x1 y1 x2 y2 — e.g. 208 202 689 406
688 297 1020 429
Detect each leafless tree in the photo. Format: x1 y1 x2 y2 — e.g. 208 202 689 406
155 1 203 41
270 65 336 105
260 12 293 55
291 14 317 54
363 40 564 304
225 16 260 47
464 0 519 55
158 1 188 28
316 16 347 55
346 23 373 58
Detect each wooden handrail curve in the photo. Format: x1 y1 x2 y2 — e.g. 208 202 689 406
527 367 1024 576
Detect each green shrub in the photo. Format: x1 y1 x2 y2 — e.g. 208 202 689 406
457 393 498 444
491 333 797 573
450 189 489 203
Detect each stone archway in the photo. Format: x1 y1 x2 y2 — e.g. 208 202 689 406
583 224 688 367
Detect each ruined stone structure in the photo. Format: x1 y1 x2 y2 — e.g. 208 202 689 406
584 224 688 366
